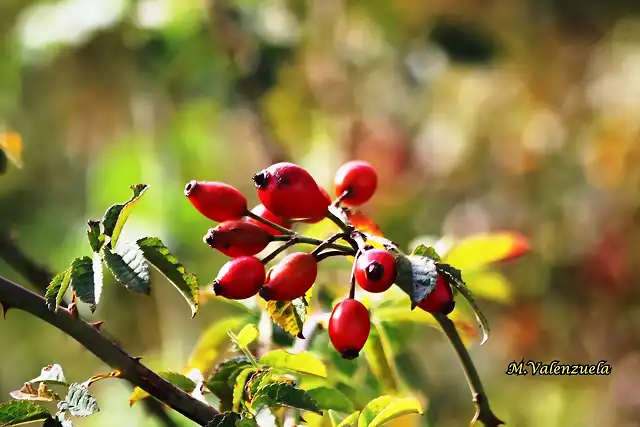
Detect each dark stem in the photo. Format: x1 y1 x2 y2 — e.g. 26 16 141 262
261 237 300 264
245 210 294 236
327 207 366 250
432 313 504 427
314 250 349 262
348 250 360 300
0 276 219 425
271 234 355 254
310 232 349 257
332 190 349 207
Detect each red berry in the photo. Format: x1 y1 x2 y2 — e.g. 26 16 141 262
204 220 273 258
328 299 370 359
185 181 247 222
253 163 330 220
213 257 265 300
259 252 318 301
301 188 332 223
334 160 378 206
244 204 292 235
355 249 397 293
417 274 455 315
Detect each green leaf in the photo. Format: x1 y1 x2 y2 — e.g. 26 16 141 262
245 370 272 398
232 367 257 412
29 364 67 386
204 357 252 411
259 350 327 378
363 321 400 394
69 257 97 312
129 372 196 405
102 184 148 249
306 387 354 413
463 269 513 303
231 324 259 350
358 396 424 427
442 231 529 270
265 297 308 339
235 418 257 427
251 382 322 414
45 268 72 312
329 410 344 427
437 263 490 345
0 401 51 426
336 411 360 427
188 317 250 374
58 383 99 417
410 244 441 261
86 221 104 253
103 243 150 294
205 412 241 427
394 252 438 307
136 237 199 317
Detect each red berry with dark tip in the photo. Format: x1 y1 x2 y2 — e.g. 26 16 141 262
259 252 318 301
185 181 247 222
213 257 265 300
244 204 292 235
204 220 273 258
417 273 455 315
334 160 378 206
328 299 370 359
355 249 397 293
253 163 330 220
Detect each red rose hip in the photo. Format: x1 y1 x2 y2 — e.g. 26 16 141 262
204 220 273 258
213 257 265 300
253 163 330 220
259 252 318 301
334 160 377 206
355 249 397 293
329 299 371 359
185 181 248 222
417 273 455 315
244 204 292 235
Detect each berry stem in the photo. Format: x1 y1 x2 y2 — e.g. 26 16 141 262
432 312 504 427
332 190 349 207
310 232 350 257
260 236 300 264
348 250 361 299
314 250 348 262
244 210 294 236
271 234 354 254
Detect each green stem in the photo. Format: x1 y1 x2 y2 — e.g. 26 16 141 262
432 312 504 427
261 237 300 264
326 209 352 235
245 210 294 236
271 234 354 254
311 232 349 257
314 250 348 262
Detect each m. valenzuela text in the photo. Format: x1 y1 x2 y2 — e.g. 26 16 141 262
505 360 611 376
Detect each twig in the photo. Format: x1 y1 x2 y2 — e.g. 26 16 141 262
432 313 504 427
271 234 355 254
0 276 220 425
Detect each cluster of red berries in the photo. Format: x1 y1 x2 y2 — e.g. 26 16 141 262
185 161 455 359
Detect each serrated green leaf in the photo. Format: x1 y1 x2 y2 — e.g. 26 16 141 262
259 350 327 378
437 263 490 345
188 318 249 374
129 372 196 405
410 244 441 261
442 231 529 270
306 387 354 413
251 382 322 414
231 324 259 350
246 370 272 398
336 411 360 427
58 383 99 417
205 412 241 427
363 321 400 394
136 237 199 317
394 253 437 307
86 221 104 253
29 364 67 386
204 356 252 411
69 257 97 312
103 243 150 294
102 184 148 249
0 401 51 426
45 268 72 312
265 296 308 339
232 367 257 412
367 397 424 427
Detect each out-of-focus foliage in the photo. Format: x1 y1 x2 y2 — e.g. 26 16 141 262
2 0 640 426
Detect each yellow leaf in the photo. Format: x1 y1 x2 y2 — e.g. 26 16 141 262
187 316 249 374
265 287 312 338
337 411 361 427
259 349 327 378
464 269 514 303
443 231 530 271
368 397 424 427
232 324 259 349
363 321 400 394
0 131 23 168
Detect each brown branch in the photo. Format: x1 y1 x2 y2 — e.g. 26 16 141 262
0 276 220 425
432 313 504 427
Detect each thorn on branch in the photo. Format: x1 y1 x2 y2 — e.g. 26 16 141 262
90 320 105 330
133 356 143 363
1 300 10 318
67 302 79 320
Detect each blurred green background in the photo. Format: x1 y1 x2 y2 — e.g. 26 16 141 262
2 0 640 426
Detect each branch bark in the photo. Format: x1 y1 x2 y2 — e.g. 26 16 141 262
432 312 504 427
0 275 219 425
